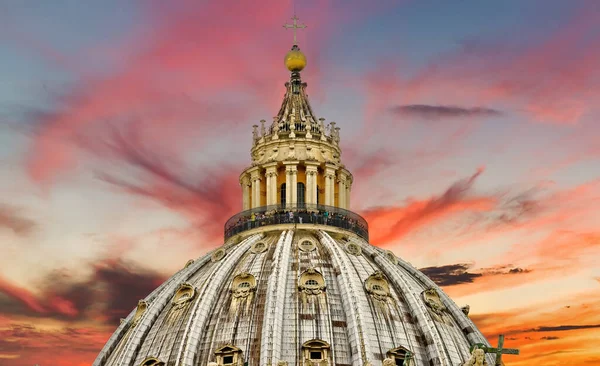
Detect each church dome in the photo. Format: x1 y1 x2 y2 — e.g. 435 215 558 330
94 230 493 366
94 17 497 366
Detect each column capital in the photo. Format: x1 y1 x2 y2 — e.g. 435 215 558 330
239 174 251 186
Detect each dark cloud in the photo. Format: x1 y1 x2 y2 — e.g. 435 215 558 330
533 324 600 332
420 263 482 286
480 264 533 276
392 104 502 120
0 204 37 236
0 259 167 324
420 262 533 287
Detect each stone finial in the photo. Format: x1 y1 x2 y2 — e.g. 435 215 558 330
252 125 259 141
260 119 266 136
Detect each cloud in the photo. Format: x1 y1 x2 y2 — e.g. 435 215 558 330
89 122 242 239
363 3 600 126
419 263 482 286
533 324 600 332
362 167 503 245
392 104 502 120
0 323 110 365
419 263 532 287
0 258 166 323
0 204 36 236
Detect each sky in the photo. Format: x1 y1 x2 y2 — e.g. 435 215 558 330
0 0 599 365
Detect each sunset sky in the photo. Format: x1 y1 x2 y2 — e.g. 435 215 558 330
0 1 599 365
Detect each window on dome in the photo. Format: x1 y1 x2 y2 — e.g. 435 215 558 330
302 339 330 364
239 282 251 288
214 345 243 366
372 285 383 291
305 279 319 286
310 351 322 360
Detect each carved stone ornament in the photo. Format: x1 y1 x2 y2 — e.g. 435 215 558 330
365 271 391 302
345 242 362 256
276 362 288 366
382 358 395 366
131 300 148 326
384 250 398 265
422 288 448 323
462 347 488 366
172 283 196 308
250 241 268 254
461 304 470 316
211 248 226 262
231 273 257 299
184 259 195 268
298 267 326 295
298 239 316 252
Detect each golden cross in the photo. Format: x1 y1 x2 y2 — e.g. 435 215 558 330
283 15 307 45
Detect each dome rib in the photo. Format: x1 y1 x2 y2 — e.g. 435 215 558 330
318 231 373 364
260 231 294 365
175 234 264 366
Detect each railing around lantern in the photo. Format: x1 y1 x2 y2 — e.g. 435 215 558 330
224 204 369 241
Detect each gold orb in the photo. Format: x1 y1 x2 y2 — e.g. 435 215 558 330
285 48 306 72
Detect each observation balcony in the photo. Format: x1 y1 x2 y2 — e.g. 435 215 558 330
224 204 369 241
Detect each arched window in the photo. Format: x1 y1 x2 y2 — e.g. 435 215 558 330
280 183 286 207
297 182 305 207
305 279 319 286
372 284 384 291
238 282 251 288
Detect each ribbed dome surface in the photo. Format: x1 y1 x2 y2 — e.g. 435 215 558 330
94 228 494 366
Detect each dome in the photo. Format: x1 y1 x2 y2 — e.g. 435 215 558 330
94 229 494 366
285 45 307 72
94 16 498 366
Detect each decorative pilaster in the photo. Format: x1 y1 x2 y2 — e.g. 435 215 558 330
249 167 262 209
240 174 251 210
324 164 337 207
305 163 319 206
264 163 278 206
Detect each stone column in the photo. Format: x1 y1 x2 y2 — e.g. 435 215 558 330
284 162 298 209
324 164 337 207
249 167 261 209
290 166 298 207
305 163 319 206
337 172 347 209
240 174 251 210
264 163 278 207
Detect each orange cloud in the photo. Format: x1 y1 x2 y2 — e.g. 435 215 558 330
362 168 498 245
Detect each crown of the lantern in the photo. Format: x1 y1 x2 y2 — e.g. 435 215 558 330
239 40 352 213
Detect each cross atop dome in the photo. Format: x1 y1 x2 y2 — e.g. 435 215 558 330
283 15 307 45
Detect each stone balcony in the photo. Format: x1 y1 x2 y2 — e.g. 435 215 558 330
224 204 369 241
